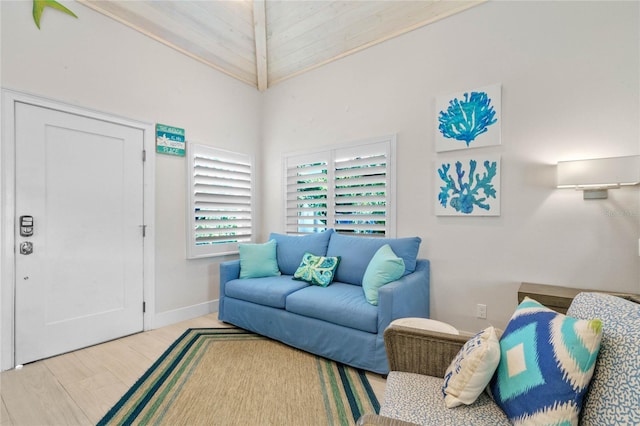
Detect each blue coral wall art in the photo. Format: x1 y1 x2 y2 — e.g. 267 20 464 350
435 155 501 216
435 84 501 152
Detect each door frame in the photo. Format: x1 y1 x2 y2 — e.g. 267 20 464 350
1 89 156 371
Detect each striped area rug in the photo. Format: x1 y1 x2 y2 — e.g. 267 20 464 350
98 328 379 425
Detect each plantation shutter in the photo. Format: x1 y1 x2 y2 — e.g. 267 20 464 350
333 140 395 236
285 152 331 234
284 135 396 237
187 143 253 258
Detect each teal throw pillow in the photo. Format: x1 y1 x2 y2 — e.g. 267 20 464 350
489 297 602 425
362 244 405 305
238 239 281 279
293 252 340 287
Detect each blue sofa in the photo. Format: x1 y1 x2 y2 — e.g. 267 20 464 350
218 229 430 374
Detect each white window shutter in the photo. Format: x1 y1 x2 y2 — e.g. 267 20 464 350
187 143 253 258
334 139 395 236
284 152 331 234
283 135 396 237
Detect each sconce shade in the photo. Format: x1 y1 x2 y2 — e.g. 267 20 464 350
557 155 640 189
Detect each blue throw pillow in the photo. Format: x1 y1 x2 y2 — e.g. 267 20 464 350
238 239 281 279
293 252 340 287
269 229 334 275
362 244 405 305
489 297 602 425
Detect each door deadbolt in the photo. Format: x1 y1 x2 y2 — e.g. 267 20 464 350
19 242 33 255
19 215 34 237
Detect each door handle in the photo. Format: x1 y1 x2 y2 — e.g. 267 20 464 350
20 242 33 255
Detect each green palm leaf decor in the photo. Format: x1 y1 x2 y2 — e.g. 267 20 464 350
33 0 77 29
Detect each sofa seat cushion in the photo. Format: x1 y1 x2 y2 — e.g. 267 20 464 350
225 276 309 309
381 372 510 425
285 283 378 333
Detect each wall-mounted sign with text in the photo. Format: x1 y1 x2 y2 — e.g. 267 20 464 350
156 124 185 156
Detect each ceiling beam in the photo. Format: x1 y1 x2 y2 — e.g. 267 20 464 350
253 0 268 91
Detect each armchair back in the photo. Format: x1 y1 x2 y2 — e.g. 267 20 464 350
566 292 640 425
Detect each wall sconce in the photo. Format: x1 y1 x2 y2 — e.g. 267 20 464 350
557 155 640 199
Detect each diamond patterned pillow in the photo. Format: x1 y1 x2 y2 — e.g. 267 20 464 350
489 297 602 425
293 252 341 287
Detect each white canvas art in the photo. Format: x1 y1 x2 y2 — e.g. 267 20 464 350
435 154 501 216
435 84 501 152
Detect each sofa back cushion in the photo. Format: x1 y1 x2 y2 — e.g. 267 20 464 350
326 233 421 286
269 229 334 275
567 292 640 425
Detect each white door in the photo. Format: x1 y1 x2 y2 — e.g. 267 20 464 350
14 102 145 365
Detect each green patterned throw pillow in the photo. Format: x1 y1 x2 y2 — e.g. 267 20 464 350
489 297 602 425
293 252 341 287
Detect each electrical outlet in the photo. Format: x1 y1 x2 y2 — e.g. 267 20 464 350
476 304 487 319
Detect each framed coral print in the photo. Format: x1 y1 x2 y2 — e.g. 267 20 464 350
435 154 501 216
435 84 501 152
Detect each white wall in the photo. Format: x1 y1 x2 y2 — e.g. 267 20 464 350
262 1 640 331
2 0 639 335
1 1 262 320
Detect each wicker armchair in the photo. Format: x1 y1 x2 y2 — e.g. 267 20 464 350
357 325 508 426
384 325 473 378
359 292 640 426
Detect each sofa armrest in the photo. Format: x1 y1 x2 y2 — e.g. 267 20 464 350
219 260 241 320
377 260 430 331
384 324 470 377
356 413 418 426
220 259 241 284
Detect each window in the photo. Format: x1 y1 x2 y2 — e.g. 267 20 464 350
284 135 396 237
187 143 253 258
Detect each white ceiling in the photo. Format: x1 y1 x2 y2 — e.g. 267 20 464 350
79 1 485 91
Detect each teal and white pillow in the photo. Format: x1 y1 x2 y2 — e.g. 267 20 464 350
489 297 602 425
362 244 405 305
293 252 340 287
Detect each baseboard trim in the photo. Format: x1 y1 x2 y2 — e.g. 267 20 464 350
153 300 219 329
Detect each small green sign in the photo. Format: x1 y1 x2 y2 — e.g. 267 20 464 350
156 123 185 156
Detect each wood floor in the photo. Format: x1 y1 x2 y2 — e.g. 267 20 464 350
0 314 386 425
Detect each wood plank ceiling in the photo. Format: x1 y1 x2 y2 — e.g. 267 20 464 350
79 1 485 91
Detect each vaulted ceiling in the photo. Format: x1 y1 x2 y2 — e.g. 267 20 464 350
79 1 485 91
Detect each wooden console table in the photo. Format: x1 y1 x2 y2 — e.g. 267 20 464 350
518 282 640 314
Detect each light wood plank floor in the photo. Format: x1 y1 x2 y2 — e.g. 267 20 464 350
0 314 386 425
